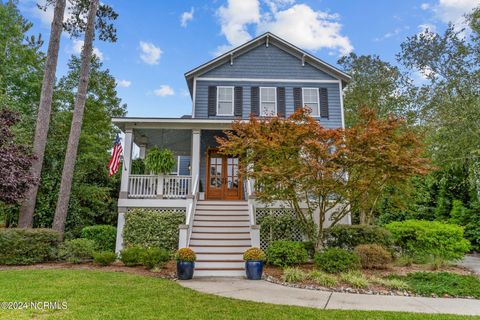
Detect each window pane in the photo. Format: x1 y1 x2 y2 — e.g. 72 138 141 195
218 101 233 115
304 88 318 103
261 88 275 102
305 103 319 115
218 87 233 101
261 102 276 116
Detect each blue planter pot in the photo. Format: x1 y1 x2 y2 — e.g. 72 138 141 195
177 261 195 280
245 260 263 280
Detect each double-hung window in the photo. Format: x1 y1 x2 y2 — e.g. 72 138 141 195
217 86 234 116
260 87 276 116
302 88 320 116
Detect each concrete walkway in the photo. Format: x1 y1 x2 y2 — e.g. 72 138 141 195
459 254 480 274
179 277 480 316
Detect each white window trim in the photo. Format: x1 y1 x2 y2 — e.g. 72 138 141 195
216 86 234 116
259 87 277 116
302 87 320 116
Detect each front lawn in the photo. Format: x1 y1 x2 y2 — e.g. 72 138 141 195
0 269 473 320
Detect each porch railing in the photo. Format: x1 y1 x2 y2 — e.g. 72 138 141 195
128 175 191 199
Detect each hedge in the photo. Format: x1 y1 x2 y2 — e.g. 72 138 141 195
324 224 394 250
0 228 60 265
81 225 116 252
123 209 184 252
385 220 470 262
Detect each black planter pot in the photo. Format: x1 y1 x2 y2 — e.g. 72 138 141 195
245 260 263 280
177 261 195 280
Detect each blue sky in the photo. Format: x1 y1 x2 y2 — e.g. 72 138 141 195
17 0 478 118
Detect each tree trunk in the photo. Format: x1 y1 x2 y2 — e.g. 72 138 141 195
52 0 99 236
359 209 367 225
18 0 66 228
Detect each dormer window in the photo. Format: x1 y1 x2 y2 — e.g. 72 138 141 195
302 88 320 116
217 86 234 116
260 87 276 116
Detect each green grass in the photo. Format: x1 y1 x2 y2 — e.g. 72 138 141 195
339 271 370 289
0 269 476 320
391 272 480 298
282 267 307 282
307 270 338 287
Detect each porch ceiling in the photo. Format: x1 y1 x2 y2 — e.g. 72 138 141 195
134 128 192 155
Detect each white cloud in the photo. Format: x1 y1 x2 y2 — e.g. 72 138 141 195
139 41 162 65
72 39 104 61
258 4 353 56
215 1 352 57
154 85 175 97
117 80 132 88
217 0 261 48
420 3 431 10
430 0 478 28
28 0 76 28
181 7 194 27
418 23 437 34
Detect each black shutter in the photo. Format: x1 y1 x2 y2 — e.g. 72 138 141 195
277 87 286 117
234 87 243 117
251 87 259 116
319 88 329 119
208 86 217 116
293 87 302 111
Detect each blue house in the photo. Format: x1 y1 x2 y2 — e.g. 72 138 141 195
113 32 351 276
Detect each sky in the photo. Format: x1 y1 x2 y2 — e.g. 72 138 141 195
17 0 479 118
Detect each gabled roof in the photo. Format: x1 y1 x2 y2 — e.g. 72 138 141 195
185 32 351 94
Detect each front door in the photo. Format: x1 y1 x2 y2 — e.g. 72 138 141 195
206 149 242 200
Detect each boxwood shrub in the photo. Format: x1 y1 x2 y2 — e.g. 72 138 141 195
266 241 308 267
314 248 360 274
123 209 184 252
58 238 96 264
81 225 116 252
324 224 393 250
0 228 60 265
385 220 470 262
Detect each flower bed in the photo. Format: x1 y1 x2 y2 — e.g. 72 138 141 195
264 263 478 299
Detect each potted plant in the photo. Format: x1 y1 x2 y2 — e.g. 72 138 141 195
243 247 266 280
198 180 205 200
144 147 176 175
176 248 196 280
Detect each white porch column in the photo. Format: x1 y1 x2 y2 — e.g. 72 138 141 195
190 129 201 195
139 144 146 159
119 128 133 199
115 207 126 254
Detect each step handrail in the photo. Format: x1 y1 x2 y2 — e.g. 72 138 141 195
246 179 260 247
179 174 199 248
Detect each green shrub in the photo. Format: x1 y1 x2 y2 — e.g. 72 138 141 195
59 239 96 264
314 248 360 274
385 220 470 262
450 200 480 252
120 246 145 266
123 209 184 252
93 251 117 266
141 247 170 269
0 228 60 265
372 277 410 290
282 267 306 282
354 244 392 269
325 225 393 250
339 271 369 289
81 225 116 252
308 270 338 287
266 241 308 267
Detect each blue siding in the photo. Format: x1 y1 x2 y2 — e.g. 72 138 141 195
178 156 191 176
195 80 343 129
201 44 336 80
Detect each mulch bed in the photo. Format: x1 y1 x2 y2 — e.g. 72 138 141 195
264 263 475 298
0 261 178 279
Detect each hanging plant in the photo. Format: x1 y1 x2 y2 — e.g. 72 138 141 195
144 147 176 175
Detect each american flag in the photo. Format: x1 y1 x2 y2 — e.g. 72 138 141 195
108 134 123 176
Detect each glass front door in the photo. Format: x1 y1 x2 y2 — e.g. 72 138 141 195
206 149 242 200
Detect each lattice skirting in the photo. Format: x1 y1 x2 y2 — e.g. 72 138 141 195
255 207 304 250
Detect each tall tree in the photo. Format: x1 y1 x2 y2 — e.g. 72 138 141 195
53 0 117 236
18 0 66 228
338 53 417 127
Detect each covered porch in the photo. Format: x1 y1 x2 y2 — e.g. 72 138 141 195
112 118 240 207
